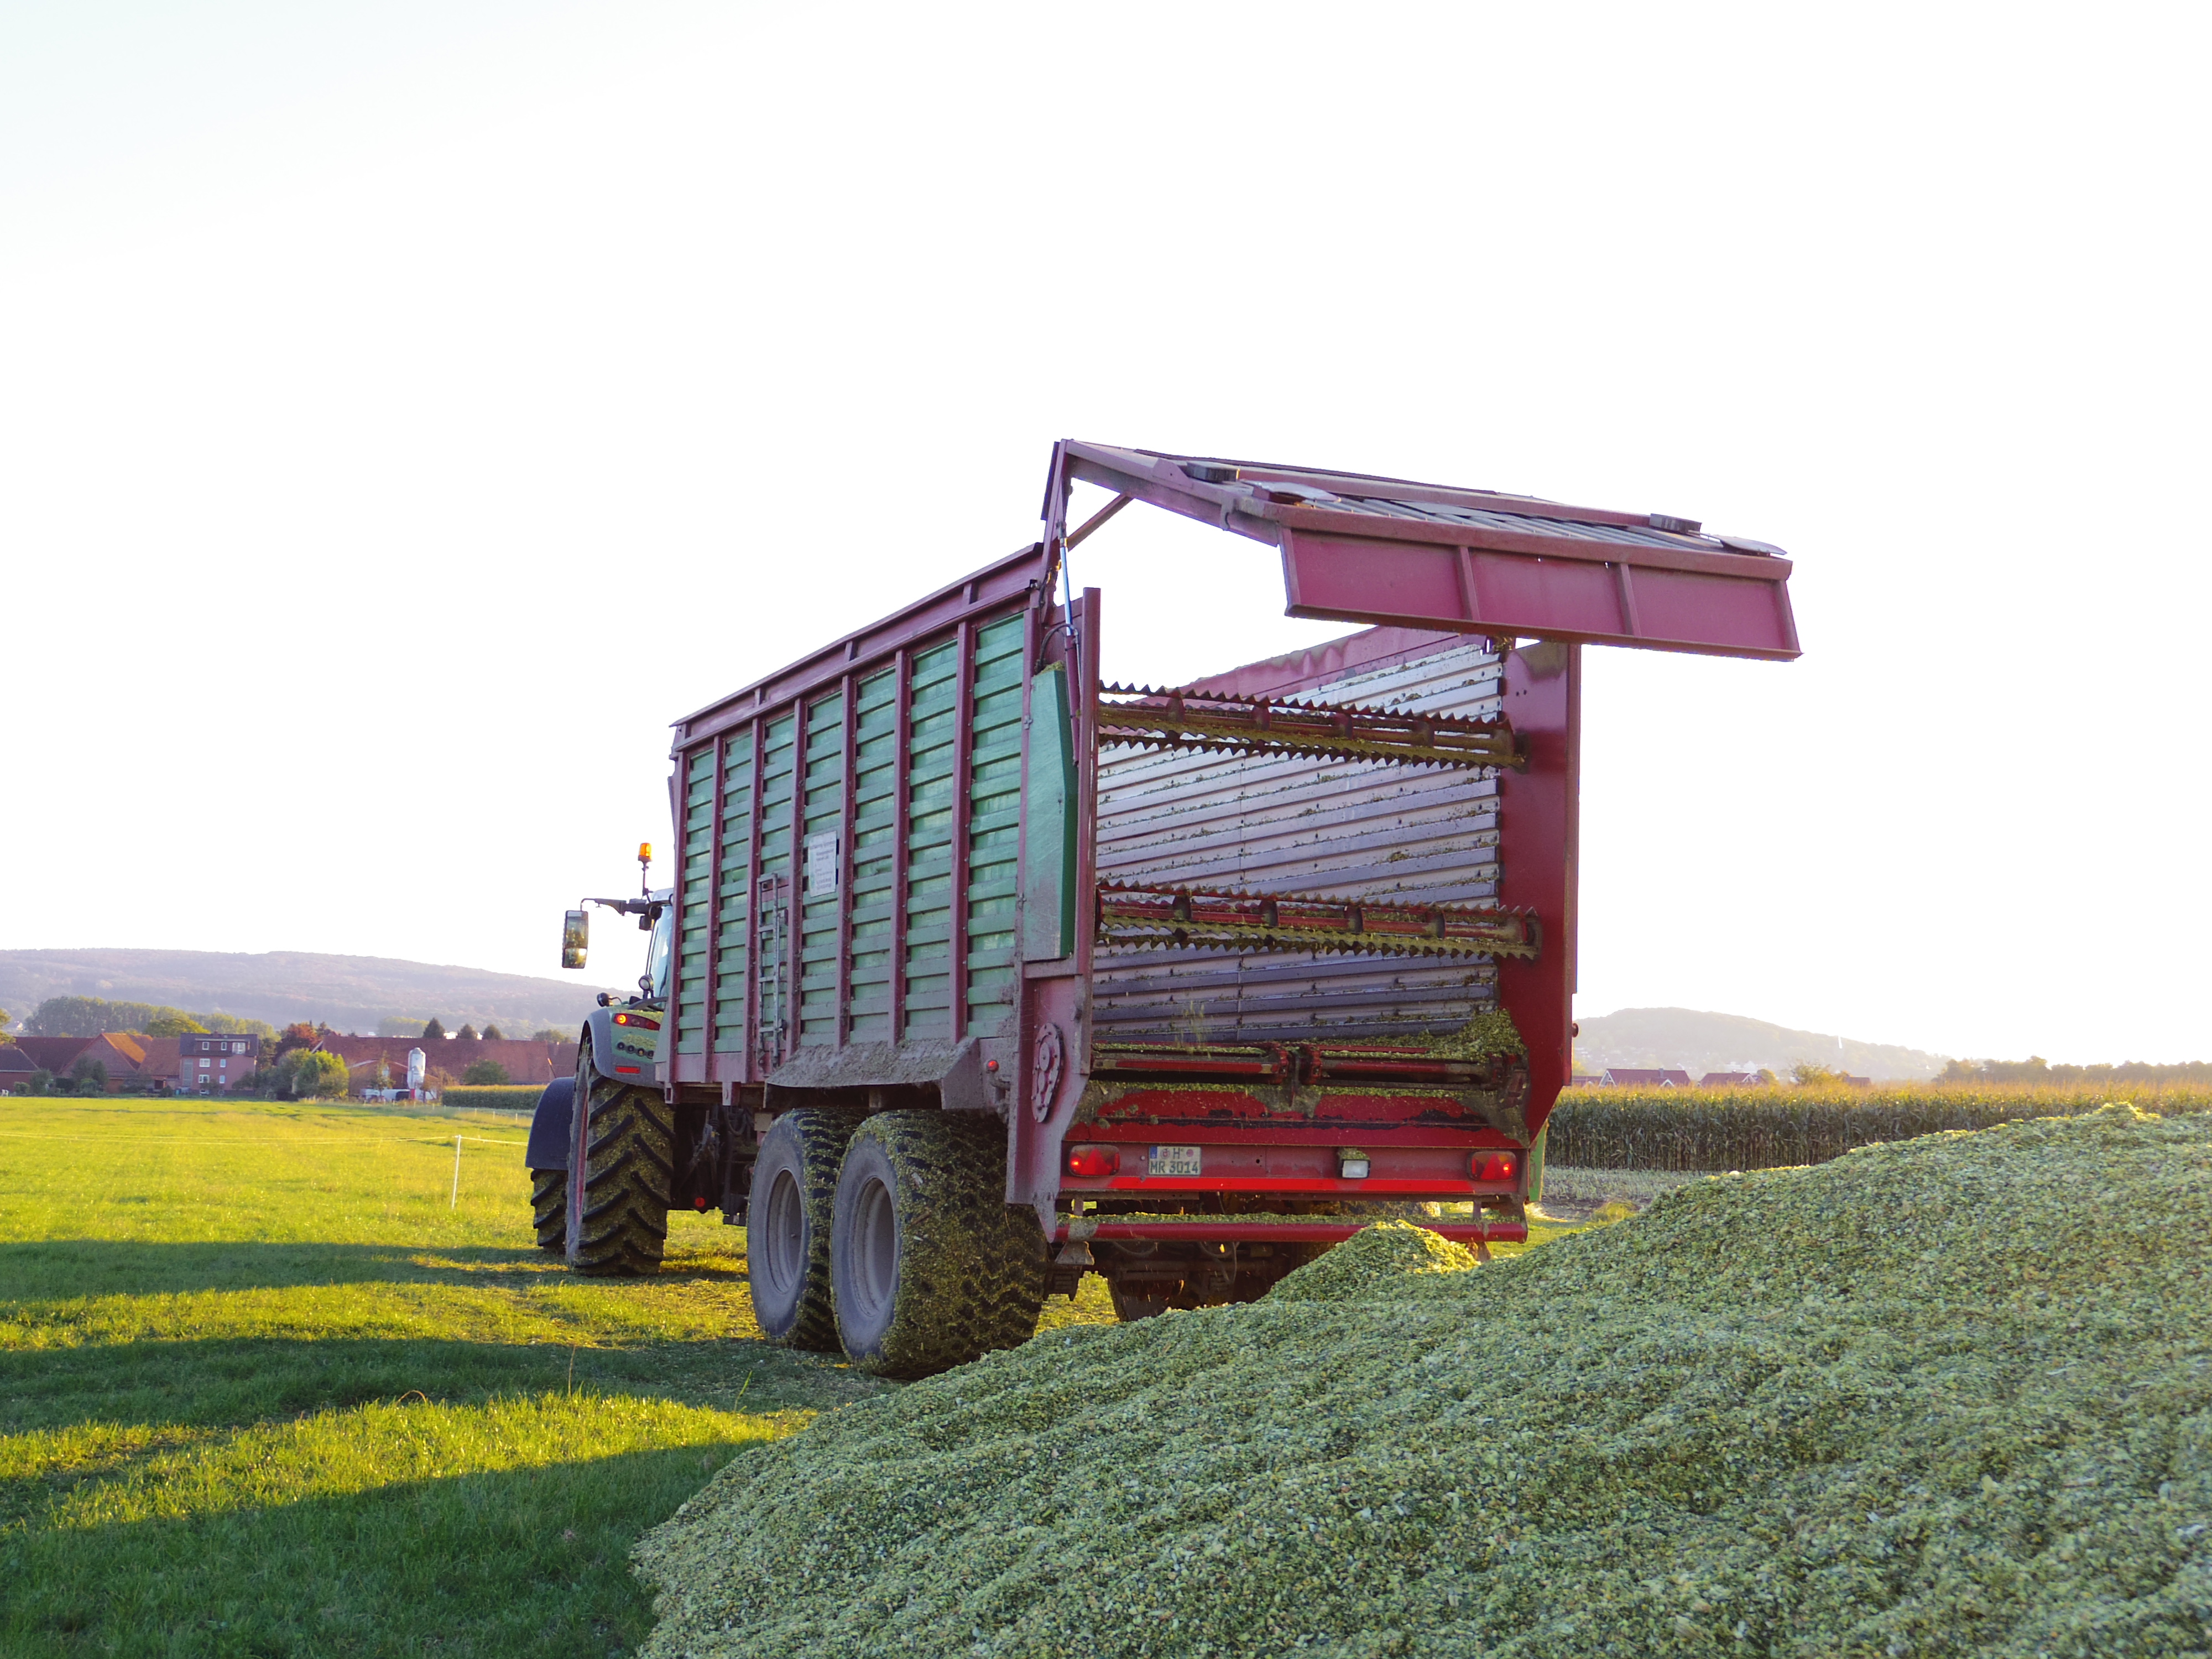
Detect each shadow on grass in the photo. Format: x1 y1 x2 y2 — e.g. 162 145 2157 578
0 1331 879 1443
0 1239 749 1299
1 1441 765 1659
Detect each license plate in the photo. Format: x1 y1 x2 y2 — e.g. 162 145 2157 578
1148 1144 1202 1178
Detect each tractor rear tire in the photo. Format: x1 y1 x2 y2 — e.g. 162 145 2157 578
566 1065 674 1277
830 1111 1048 1378
747 1109 868 1351
530 1168 565 1251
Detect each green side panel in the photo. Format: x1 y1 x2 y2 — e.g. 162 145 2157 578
797 688 846 1047
1020 662 1076 961
676 747 716 1055
901 639 961 1040
755 715 798 1058
846 667 899 1043
711 736 755 1053
964 615 1026 1023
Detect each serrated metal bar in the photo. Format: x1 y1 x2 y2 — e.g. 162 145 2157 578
1095 682 1517 771
1095 880 1539 962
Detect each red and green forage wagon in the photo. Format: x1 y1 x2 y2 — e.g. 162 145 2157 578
524 441 1800 1376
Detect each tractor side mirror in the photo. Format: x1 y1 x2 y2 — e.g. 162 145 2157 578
561 909 589 969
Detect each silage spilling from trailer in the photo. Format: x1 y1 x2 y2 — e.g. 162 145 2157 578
637 1108 2212 1658
1262 1218 1483 1302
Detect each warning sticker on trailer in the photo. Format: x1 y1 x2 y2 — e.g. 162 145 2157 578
804 832 840 895
1148 1145 1202 1177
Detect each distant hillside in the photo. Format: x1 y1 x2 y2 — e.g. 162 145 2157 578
0 949 622 1037
1575 1006 1950 1082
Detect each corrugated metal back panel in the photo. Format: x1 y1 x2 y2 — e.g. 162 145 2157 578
1092 637 1507 1046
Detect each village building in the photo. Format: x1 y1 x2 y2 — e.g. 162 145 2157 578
1599 1067 1694 1088
175 1033 263 1091
7 1033 161 1086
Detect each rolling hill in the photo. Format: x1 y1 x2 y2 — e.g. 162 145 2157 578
1574 1006 1950 1081
0 949 623 1037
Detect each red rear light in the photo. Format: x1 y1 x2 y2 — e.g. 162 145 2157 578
1064 1144 1119 1178
1473 1152 1519 1182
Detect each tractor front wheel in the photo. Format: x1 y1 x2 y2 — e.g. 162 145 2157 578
565 1057 673 1276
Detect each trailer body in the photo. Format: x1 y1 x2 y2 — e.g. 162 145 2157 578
631 442 1795 1296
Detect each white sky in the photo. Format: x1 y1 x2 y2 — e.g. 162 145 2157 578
2 2 2206 1062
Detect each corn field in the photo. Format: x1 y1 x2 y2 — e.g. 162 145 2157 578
1542 1081 2212 1171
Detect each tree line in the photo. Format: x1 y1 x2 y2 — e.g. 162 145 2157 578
2 999 572 1047
8 997 277 1040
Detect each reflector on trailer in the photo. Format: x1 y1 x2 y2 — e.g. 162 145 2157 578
1063 1144 1119 1178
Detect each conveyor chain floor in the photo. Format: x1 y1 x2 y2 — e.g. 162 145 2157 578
1095 682 1519 770
1094 880 1540 961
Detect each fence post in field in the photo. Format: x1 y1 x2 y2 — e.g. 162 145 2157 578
451 1135 462 1209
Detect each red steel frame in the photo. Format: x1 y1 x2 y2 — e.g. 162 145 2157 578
662 440 1796 1244
1059 441 1799 661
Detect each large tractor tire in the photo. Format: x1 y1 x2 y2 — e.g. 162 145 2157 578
830 1111 1048 1379
529 1169 566 1251
747 1108 868 1350
565 1060 674 1277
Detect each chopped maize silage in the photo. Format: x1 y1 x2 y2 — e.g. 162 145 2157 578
1265 1218 1484 1302
638 1107 2212 1658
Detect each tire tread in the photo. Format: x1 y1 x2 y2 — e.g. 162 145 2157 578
836 1111 1047 1378
570 1072 673 1276
753 1108 868 1350
529 1168 565 1251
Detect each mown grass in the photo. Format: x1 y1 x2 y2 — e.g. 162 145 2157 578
0 1098 1564 1655
0 1097 933 1657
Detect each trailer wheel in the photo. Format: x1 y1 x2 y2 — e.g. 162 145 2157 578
831 1111 1048 1378
747 1109 868 1350
565 1064 674 1277
529 1169 566 1251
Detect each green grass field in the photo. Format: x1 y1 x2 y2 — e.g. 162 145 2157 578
0 1097 1021 1656
0 1097 1584 1657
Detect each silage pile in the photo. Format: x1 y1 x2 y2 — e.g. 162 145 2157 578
639 1108 2212 1657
